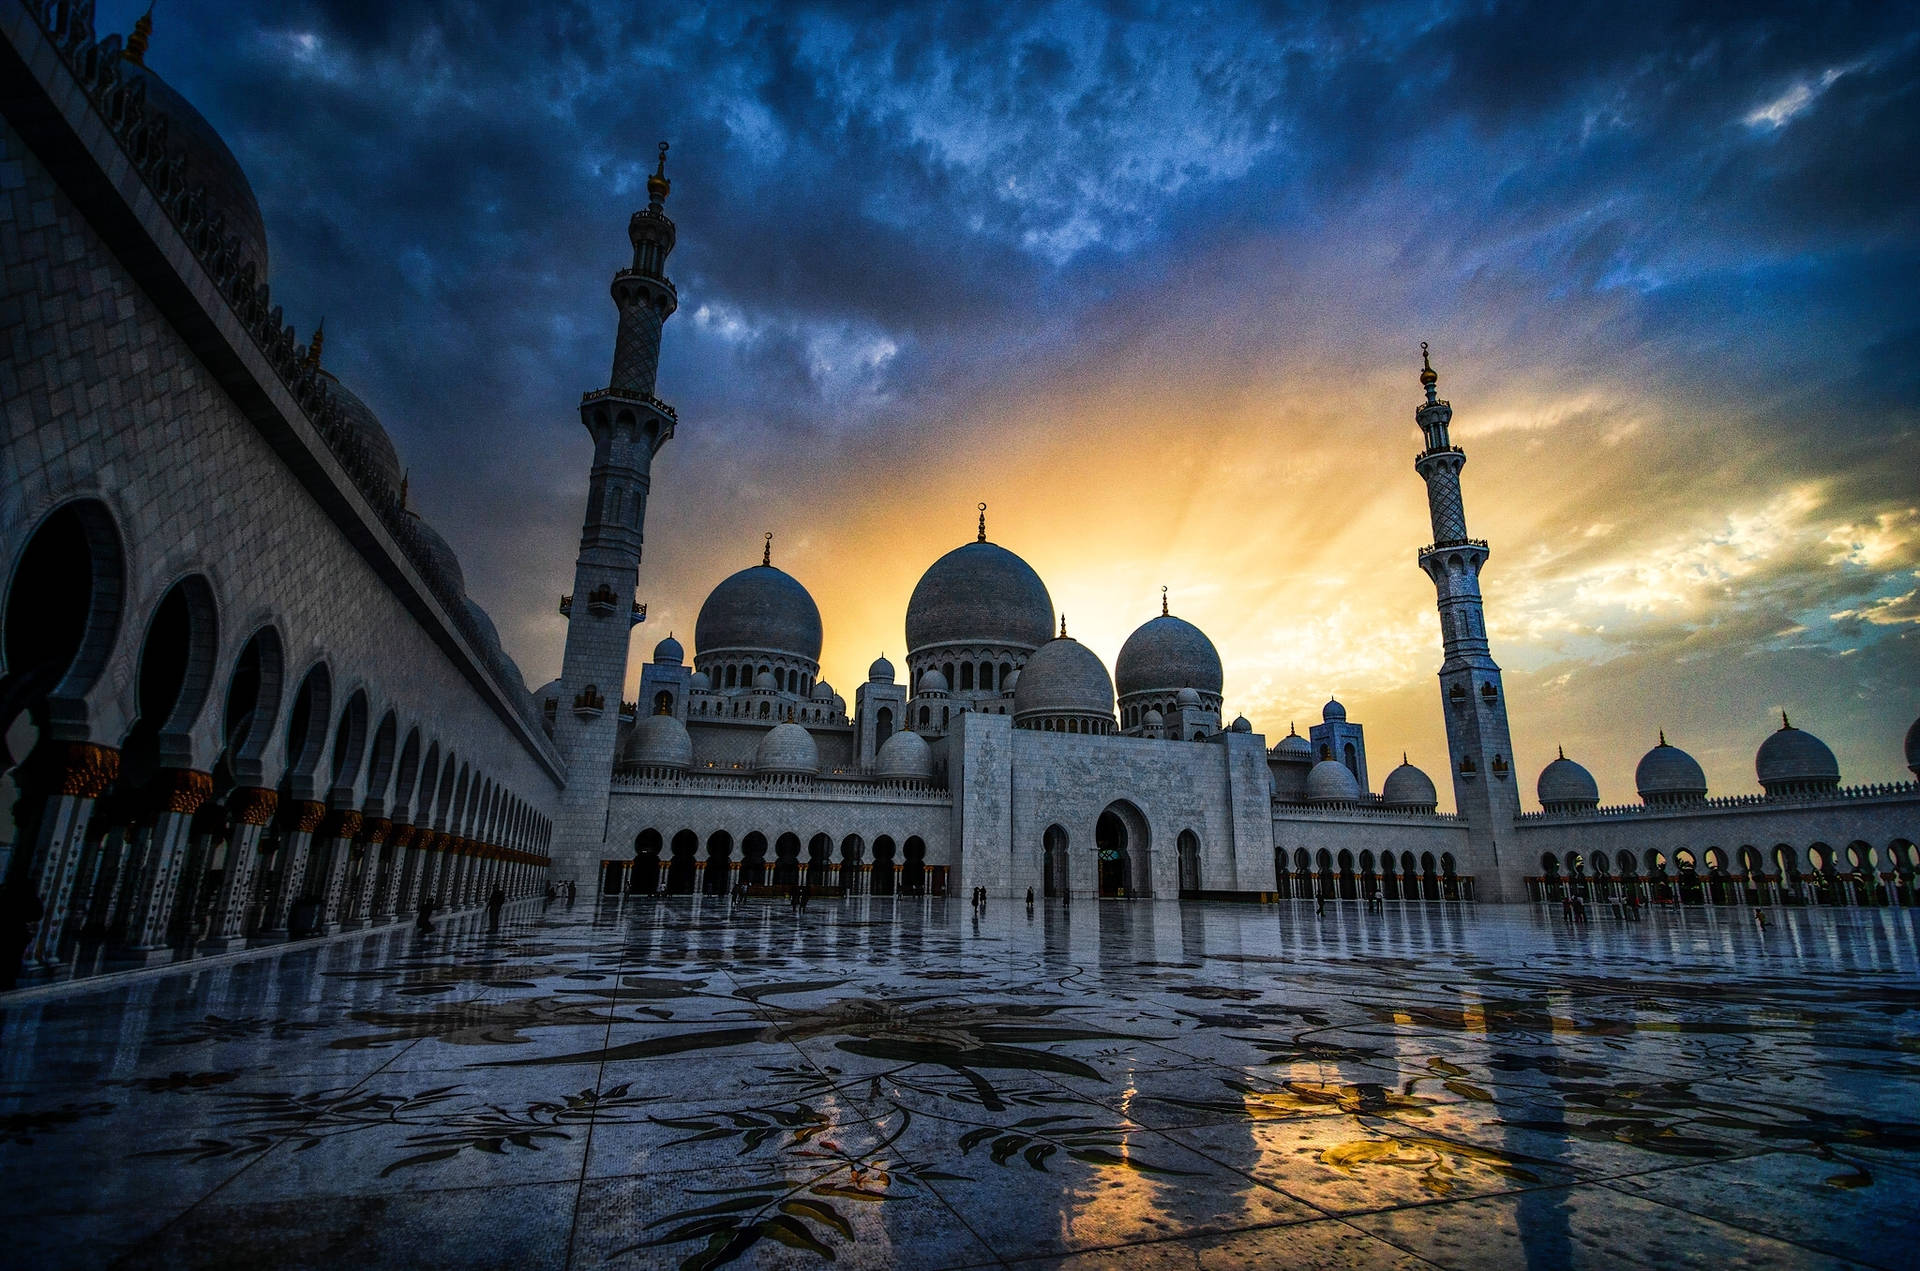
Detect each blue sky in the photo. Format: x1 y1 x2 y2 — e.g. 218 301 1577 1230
126 0 1920 806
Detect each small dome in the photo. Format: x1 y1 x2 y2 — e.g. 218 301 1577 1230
407 512 465 595
874 728 934 781
918 668 950 695
753 722 820 776
1230 714 1252 733
319 372 403 502
1381 760 1438 810
810 680 834 701
689 671 711 691
695 563 823 662
1636 735 1707 804
1537 752 1600 811
1272 728 1314 762
652 634 684 665
1322 698 1347 723
1306 759 1361 804
120 53 270 280
1756 718 1840 795
534 678 562 704
753 670 776 691
1116 614 1224 700
1175 687 1202 708
868 654 896 683
1908 712 1920 777
1001 668 1020 693
905 540 1054 654
624 713 692 770
1143 708 1164 727
1013 637 1115 723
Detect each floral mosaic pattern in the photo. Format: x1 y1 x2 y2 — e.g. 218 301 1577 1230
2 898 1917 1269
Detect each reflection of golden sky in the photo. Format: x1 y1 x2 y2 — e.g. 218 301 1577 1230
496 335 1919 813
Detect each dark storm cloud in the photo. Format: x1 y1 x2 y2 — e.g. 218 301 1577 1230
119 0 1920 790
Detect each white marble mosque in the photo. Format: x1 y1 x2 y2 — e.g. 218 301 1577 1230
2 1 1919 994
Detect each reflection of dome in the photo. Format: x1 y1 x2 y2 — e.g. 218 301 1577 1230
652 634 684 665
1908 713 1920 778
1115 614 1223 699
868 654 896 683
874 728 934 781
1013 637 1114 724
695 564 823 662
905 541 1053 653
1272 728 1313 762
1636 734 1707 805
1756 718 1840 796
754 721 819 775
624 713 692 770
1381 761 1438 810
319 371 403 501
1306 759 1361 804
120 51 270 280
407 512 465 594
918 668 949 695
1538 751 1600 812
1322 698 1347 722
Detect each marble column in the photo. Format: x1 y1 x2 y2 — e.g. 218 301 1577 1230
118 768 214 963
202 788 278 949
374 823 409 921
348 818 390 928
312 809 363 934
257 800 326 941
23 742 119 968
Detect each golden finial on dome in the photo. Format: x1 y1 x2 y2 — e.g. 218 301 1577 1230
762 530 772 567
977 502 987 543
1059 614 1068 639
1781 710 1792 729
305 318 325 368
647 141 671 204
1419 340 1438 387
124 2 154 65
1161 585 1168 617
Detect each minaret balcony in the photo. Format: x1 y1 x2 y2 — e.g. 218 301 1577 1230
586 584 620 616
630 601 648 628
580 387 678 420
573 685 607 719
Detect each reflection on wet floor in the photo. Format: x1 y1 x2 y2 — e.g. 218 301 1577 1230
3 895 1917 1270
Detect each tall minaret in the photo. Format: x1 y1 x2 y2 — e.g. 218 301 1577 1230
1413 344 1519 899
549 143 680 884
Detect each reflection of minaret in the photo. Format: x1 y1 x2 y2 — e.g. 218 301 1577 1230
550 144 680 882
1413 345 1519 899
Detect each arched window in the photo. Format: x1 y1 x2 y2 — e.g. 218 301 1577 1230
959 662 974 690
919 706 930 728
980 661 994 691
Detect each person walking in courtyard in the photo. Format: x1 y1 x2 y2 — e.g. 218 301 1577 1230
486 885 506 931
414 897 436 936
1026 886 1034 917
1315 892 1326 918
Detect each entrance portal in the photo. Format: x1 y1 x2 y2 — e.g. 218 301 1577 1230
1094 802 1150 897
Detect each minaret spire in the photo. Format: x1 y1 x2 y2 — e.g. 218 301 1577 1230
551 141 684 885
1411 342 1518 898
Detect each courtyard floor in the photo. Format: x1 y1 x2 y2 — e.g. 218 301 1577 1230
3 895 1918 1270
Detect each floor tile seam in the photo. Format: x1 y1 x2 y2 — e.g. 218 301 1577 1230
978 1210 1456 1270
1584 1169 1901 1270
565 927 624 1271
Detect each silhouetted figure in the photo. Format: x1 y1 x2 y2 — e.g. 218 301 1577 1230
1025 887 1034 917
1754 908 1769 931
543 883 557 907
0 882 43 989
414 898 436 936
565 880 576 908
486 886 506 931
1315 893 1326 918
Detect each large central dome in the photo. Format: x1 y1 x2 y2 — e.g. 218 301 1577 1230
695 564 823 661
905 541 1053 653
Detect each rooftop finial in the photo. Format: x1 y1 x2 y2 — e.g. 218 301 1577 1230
1419 339 1439 402
977 502 987 542
1161 585 1169 616
1060 614 1068 639
1658 729 1668 746
124 2 154 65
762 531 772 567
1781 710 1792 730
1289 721 1296 736
305 318 325 368
1402 751 1409 765
399 470 409 511
1558 744 1565 760
647 141 671 204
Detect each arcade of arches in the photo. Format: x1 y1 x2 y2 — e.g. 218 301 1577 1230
1531 841 1920 907
1 499 555 981
610 830 943 898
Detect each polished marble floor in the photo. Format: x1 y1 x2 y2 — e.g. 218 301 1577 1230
4 894 1918 1270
